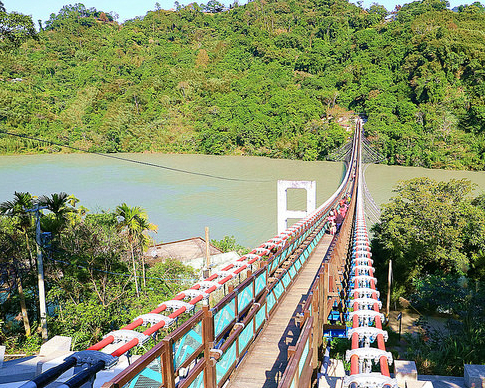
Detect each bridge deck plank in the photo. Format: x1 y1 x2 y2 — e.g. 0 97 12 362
226 233 333 388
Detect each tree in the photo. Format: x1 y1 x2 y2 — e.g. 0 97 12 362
0 191 34 336
44 3 114 30
134 215 158 289
372 178 485 298
0 3 37 51
368 3 388 18
211 235 249 255
47 212 134 348
37 192 77 238
204 0 225 13
115 204 156 297
458 2 485 13
0 228 31 336
0 192 35 268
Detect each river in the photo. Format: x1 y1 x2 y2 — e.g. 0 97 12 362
1 153 485 248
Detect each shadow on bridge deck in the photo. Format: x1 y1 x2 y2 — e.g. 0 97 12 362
226 233 334 388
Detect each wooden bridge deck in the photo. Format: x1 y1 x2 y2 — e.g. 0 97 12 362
226 233 334 388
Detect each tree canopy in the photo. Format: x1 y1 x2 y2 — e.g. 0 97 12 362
1 0 485 169
371 177 485 376
372 177 485 296
0 1 37 51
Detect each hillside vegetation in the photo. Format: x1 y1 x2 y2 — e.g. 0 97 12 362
372 178 485 375
1 0 485 168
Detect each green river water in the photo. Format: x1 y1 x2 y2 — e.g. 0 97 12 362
1 153 485 248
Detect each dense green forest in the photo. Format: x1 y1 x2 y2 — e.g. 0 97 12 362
0 0 485 168
372 178 485 375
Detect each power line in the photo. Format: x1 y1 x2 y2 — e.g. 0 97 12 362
0 130 270 183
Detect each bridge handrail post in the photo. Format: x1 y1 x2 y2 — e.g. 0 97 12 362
311 280 320 368
323 263 330 325
161 337 175 388
318 268 325 330
202 305 216 388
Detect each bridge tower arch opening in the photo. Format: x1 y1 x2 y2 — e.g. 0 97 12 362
277 180 316 234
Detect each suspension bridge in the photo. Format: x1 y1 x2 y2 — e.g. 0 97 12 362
18 119 394 388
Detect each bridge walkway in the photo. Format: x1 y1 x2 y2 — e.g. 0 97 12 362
226 233 334 388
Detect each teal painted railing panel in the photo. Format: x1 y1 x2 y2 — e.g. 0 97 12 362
267 291 276 312
187 370 204 388
273 252 282 262
274 281 284 300
269 259 279 274
255 271 266 296
255 305 265 330
238 284 253 313
239 318 254 351
214 299 236 337
282 272 291 288
173 321 203 370
216 342 237 384
123 356 163 388
299 338 310 375
280 250 288 262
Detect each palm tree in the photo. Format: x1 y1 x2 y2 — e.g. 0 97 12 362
37 192 77 237
136 216 158 289
0 192 35 268
115 203 157 297
0 192 34 336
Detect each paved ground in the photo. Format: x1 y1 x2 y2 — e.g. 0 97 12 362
419 375 466 388
387 310 449 336
318 375 466 388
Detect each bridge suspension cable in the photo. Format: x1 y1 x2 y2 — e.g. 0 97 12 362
343 133 396 388
327 141 353 162
361 137 386 164
361 164 381 225
328 124 383 225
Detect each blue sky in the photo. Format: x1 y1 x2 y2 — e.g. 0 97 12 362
4 0 482 24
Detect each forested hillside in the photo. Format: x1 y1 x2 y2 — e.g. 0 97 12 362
1 0 485 168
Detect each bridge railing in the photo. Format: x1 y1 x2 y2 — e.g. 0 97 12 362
102 212 336 388
279 315 314 388
103 124 361 388
278 131 360 388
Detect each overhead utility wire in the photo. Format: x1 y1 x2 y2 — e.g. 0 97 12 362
0 130 269 183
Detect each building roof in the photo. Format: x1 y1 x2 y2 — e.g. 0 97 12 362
145 237 223 266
